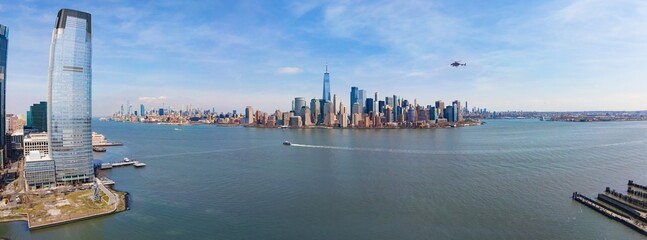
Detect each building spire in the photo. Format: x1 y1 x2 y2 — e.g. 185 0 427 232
325 63 328 73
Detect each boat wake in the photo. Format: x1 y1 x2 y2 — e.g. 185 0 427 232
289 140 647 155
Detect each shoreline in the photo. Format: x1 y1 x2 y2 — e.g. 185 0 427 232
0 183 128 230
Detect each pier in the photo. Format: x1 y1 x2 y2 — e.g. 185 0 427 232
573 180 647 236
100 160 146 170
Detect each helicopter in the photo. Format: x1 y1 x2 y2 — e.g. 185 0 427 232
451 60 466 67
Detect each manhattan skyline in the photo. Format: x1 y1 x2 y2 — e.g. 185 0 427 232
2 0 647 116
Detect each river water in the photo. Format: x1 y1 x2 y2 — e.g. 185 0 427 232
2 119 647 239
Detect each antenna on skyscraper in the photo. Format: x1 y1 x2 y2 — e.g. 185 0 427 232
325 62 328 73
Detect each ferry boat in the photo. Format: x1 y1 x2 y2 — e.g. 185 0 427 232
123 157 130 162
283 141 291 146
92 146 107 152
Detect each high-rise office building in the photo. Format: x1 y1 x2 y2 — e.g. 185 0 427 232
378 101 385 114
294 97 306 115
29 101 47 132
322 65 330 101
358 90 366 113
310 98 321 125
0 24 7 167
140 104 145 117
48 9 94 183
350 87 358 114
435 100 445 119
365 98 374 114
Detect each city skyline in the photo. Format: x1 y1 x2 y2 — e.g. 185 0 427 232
3 1 647 116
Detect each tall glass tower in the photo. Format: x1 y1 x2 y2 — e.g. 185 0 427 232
322 65 330 101
0 24 7 161
47 9 93 183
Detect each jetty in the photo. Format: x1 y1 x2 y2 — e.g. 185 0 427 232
573 180 647 236
100 158 146 170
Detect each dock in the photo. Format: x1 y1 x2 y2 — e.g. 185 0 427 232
573 180 647 236
100 158 146 170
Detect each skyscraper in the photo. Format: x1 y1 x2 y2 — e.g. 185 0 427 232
140 104 145 117
29 101 47 132
358 89 366 113
47 9 93 183
294 97 306 115
350 87 358 114
0 24 7 167
322 65 330 101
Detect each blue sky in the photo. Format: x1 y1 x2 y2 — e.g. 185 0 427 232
2 0 647 116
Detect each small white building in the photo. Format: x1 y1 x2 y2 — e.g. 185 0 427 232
23 132 49 157
25 151 56 189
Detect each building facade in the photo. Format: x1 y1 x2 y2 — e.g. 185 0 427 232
48 9 94 183
0 24 7 168
24 132 49 157
322 65 330 101
28 101 47 132
25 151 56 189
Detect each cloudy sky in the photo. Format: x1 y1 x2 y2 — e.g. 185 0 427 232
2 0 647 116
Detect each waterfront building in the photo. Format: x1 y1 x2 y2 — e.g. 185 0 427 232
25 151 56 189
352 103 361 118
48 9 94 183
385 106 393 123
301 107 312 126
350 87 358 114
435 100 445 118
351 113 360 126
27 102 47 132
445 105 454 122
406 109 416 123
365 98 374 114
453 100 463 122
322 65 331 101
333 94 338 115
358 90 366 113
338 102 348 128
310 98 320 125
140 104 145 117
374 92 378 113
24 132 49 157
289 116 302 127
0 24 7 168
245 106 254 125
378 100 385 114
294 97 306 115
282 112 291 126
418 107 428 122
324 101 335 126
430 106 438 120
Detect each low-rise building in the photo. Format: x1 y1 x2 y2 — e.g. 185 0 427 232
25 151 56 189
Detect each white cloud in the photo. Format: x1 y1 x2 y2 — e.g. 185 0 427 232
138 96 168 103
276 67 303 75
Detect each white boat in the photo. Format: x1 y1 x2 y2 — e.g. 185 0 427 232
283 141 291 146
134 161 146 167
124 157 130 162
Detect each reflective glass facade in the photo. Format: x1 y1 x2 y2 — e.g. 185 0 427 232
47 9 93 183
322 67 330 101
0 24 8 149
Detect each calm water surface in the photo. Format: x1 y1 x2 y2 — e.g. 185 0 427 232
2 119 647 239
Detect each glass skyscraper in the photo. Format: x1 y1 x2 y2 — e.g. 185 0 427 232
0 24 8 161
322 65 330 101
47 9 93 183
